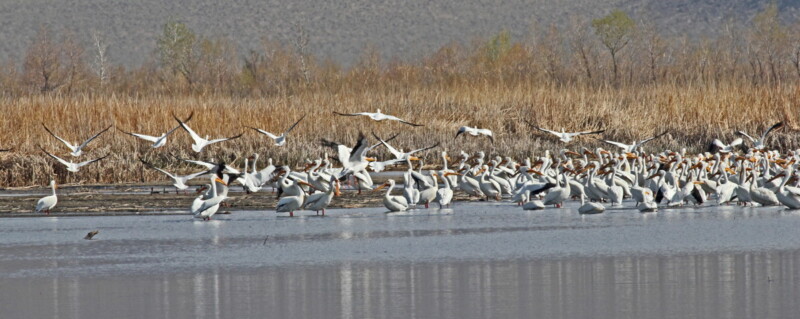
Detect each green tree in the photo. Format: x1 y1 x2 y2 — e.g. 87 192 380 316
592 10 635 83
157 20 197 86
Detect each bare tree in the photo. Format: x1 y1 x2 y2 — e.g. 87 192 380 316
91 31 109 88
569 18 598 83
23 26 62 93
61 31 86 94
292 22 311 83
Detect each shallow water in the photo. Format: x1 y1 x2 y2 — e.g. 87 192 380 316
2 202 800 318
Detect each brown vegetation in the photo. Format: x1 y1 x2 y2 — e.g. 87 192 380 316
0 7 799 187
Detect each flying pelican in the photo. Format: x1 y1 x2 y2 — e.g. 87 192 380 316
140 158 208 193
333 109 423 126
248 115 305 147
174 115 243 152
320 133 375 180
35 180 57 215
42 123 111 157
598 132 668 153
372 133 439 160
176 157 242 175
709 138 743 154
119 113 193 148
736 122 783 151
455 126 493 143
533 126 605 143
375 179 409 212
40 147 108 172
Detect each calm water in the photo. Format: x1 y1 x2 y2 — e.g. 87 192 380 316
2 202 800 318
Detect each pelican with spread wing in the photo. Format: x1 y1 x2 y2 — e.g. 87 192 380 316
735 122 783 151
333 109 423 126
42 124 111 157
248 115 305 147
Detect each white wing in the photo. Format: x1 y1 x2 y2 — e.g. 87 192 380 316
250 127 280 140
42 124 76 150
76 155 108 167
40 148 72 167
77 126 111 150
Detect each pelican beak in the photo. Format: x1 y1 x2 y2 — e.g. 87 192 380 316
298 180 315 189
748 157 758 163
625 153 638 159
693 181 704 185
373 182 389 191
646 173 660 180
334 181 341 196
444 172 462 177
445 156 452 161
366 157 377 162
725 167 736 174
409 156 421 161
600 150 611 155
565 151 581 157
767 173 785 183
215 177 228 186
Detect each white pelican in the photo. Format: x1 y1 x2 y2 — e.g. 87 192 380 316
638 190 658 213
303 176 340 216
40 148 108 173
321 133 375 179
436 172 457 208
178 157 242 174
598 132 667 153
373 133 439 160
119 113 192 148
333 109 423 126
457 165 484 197
543 170 571 207
35 180 57 215
578 194 605 214
368 158 404 172
607 167 624 206
533 126 605 143
248 115 305 147
403 172 420 209
455 126 493 143
42 123 111 157
477 165 502 201
522 200 545 210
174 115 243 152
412 170 438 208
748 172 780 206
709 138 743 154
772 165 800 209
140 158 207 193
375 179 409 212
735 122 783 151
192 175 227 221
276 185 307 217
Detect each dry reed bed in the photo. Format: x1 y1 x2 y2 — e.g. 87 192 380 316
1 82 798 187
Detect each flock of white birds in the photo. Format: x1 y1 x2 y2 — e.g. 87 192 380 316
26 109 800 220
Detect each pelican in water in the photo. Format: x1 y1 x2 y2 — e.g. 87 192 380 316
119 112 192 148
375 179 410 212
578 194 605 214
191 174 228 221
174 114 243 152
140 158 208 193
303 176 340 216
598 132 667 153
35 180 58 215
436 172 458 208
42 123 111 157
40 147 108 172
248 115 305 147
321 133 375 191
736 122 783 151
532 126 605 143
771 164 800 209
333 109 423 126
455 126 493 143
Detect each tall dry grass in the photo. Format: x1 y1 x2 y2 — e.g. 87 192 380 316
1 82 798 187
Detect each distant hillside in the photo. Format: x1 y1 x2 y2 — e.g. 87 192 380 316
0 0 798 66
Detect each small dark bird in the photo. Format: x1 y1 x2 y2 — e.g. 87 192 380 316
84 230 99 240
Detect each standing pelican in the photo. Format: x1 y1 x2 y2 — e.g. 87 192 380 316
174 114 243 152
42 124 111 157
192 175 228 221
40 147 108 172
248 115 305 147
303 176 340 216
436 172 457 208
375 179 409 212
455 126 493 143
736 122 783 151
333 109 423 126
35 180 58 215
119 112 193 148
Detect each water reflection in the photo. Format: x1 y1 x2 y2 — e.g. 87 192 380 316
3 250 799 319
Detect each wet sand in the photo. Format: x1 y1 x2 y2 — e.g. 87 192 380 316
2 202 800 318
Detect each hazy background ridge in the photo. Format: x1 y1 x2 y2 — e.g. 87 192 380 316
2 0 798 66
